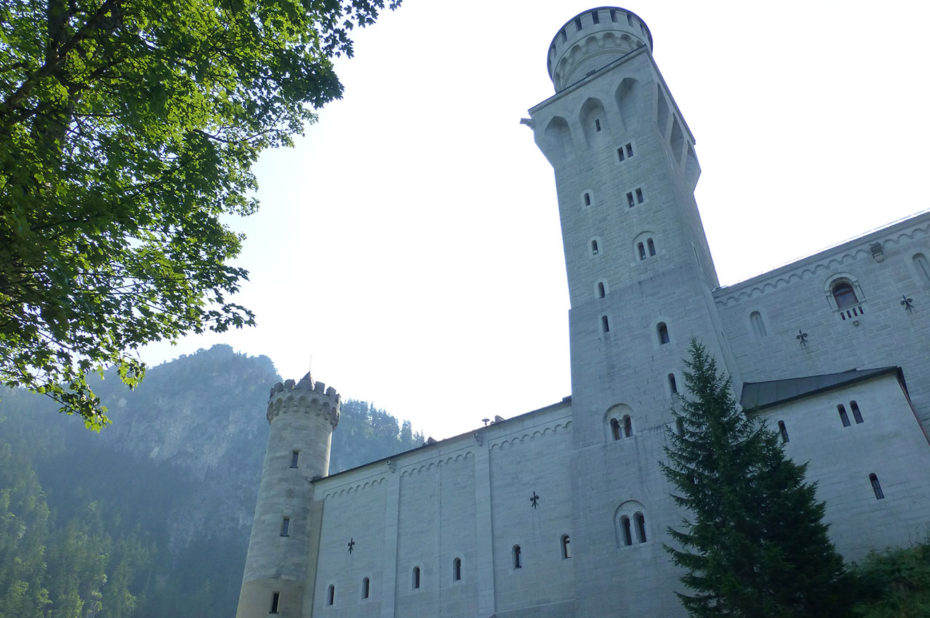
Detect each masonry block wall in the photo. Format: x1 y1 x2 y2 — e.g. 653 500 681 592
236 7 930 617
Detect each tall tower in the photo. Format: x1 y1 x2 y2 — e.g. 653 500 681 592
528 7 729 615
236 374 340 618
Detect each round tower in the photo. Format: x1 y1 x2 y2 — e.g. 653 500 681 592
236 374 340 618
547 6 652 92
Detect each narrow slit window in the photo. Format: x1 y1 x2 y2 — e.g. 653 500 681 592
621 516 633 546
594 118 601 132
327 585 335 606
280 517 290 537
623 415 632 437
270 591 280 614
290 450 299 468
512 545 522 569
647 238 656 256
591 239 599 255
601 315 610 333
915 253 930 283
561 535 571 559
584 192 591 206
838 404 851 427
361 577 370 599
777 420 789 443
626 143 634 158
851 401 863 424
627 191 635 207
657 322 670 344
597 281 606 298
750 311 767 338
638 242 646 260
634 512 647 543
870 473 884 499
412 567 420 589
618 147 626 162
610 418 621 441
668 373 678 394
635 187 643 203
453 557 462 581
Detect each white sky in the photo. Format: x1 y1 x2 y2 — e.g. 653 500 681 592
140 1 930 440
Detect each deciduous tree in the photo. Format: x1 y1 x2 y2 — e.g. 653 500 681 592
662 340 847 616
0 0 399 427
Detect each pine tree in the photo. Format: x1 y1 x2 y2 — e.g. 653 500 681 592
662 341 848 617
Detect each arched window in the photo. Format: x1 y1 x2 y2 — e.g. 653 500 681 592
777 420 789 443
597 281 606 298
591 239 599 256
361 577 370 599
605 404 633 442
832 281 859 309
657 322 670 344
870 473 884 500
452 557 462 581
634 512 647 543
620 516 633 546
610 418 621 441
327 585 335 606
412 567 421 590
750 311 767 338
616 501 647 547
668 373 678 394
561 535 571 559
647 238 656 256
638 242 646 260
838 404 851 427
915 253 930 283
512 545 522 569
601 315 610 333
851 400 863 424
623 415 633 437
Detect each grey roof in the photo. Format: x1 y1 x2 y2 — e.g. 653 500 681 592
740 367 902 412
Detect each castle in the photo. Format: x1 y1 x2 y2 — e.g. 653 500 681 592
236 7 930 617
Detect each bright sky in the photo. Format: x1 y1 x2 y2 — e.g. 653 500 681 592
140 1 930 440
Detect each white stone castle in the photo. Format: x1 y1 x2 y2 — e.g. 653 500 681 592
236 7 930 617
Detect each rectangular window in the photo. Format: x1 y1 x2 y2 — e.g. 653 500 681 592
280 517 290 537
838 405 850 427
626 143 634 157
290 450 299 468
618 147 626 162
627 191 635 207
635 187 644 203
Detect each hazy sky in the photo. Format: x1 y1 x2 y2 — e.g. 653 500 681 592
140 1 930 440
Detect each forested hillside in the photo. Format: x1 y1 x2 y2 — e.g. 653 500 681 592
0 345 423 617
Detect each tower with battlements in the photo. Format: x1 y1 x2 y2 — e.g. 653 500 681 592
236 375 340 618
236 7 930 617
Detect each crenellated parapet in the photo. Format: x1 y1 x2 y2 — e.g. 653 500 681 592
266 372 340 428
547 7 651 92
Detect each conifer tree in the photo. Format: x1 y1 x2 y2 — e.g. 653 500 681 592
662 340 848 617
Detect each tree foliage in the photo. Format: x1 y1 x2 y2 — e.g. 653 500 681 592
662 340 847 617
0 0 400 428
849 540 930 617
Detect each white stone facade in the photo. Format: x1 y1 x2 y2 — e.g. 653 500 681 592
237 7 930 617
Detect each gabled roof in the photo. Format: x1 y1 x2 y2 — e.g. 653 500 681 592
740 367 903 412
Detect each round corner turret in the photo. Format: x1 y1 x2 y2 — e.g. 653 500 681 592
547 7 652 92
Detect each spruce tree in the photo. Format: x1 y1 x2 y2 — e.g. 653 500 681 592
662 341 848 617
